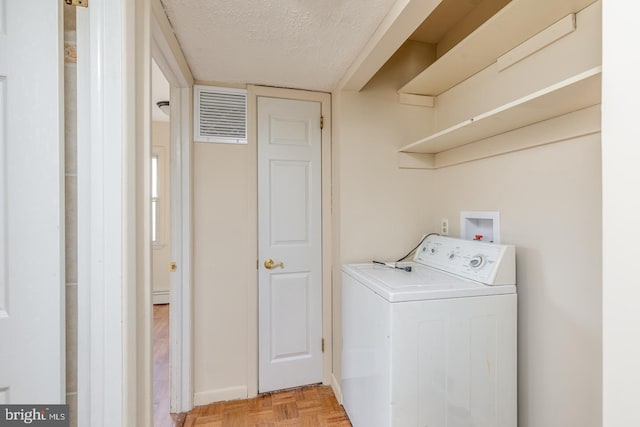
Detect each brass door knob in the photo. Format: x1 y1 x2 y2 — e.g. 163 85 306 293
264 259 284 269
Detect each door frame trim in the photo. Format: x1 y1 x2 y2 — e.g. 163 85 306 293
76 1 152 424
151 1 195 414
246 86 332 397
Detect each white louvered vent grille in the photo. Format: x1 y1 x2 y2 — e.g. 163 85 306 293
194 86 247 144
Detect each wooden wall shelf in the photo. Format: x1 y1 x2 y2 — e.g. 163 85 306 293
398 0 597 96
399 67 601 156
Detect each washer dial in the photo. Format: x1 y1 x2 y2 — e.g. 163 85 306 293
469 255 485 269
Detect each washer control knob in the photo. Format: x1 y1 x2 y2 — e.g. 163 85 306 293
448 252 455 260
469 255 484 268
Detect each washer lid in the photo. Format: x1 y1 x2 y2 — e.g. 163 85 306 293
342 262 516 303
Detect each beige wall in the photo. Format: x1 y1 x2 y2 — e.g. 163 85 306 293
151 121 171 300
332 41 437 386
430 135 602 426
192 142 251 403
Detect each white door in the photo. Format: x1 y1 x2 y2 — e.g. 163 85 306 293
0 1 65 403
258 97 323 392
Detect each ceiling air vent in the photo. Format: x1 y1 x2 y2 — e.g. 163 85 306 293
194 85 247 144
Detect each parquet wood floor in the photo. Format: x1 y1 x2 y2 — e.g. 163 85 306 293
184 385 352 427
155 305 350 426
154 304 186 427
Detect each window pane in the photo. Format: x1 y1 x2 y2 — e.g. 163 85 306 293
151 199 158 243
151 154 159 198
151 153 160 244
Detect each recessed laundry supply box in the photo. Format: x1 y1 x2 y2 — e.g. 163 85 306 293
341 235 517 427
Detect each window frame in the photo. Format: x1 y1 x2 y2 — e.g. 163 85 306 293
151 147 166 247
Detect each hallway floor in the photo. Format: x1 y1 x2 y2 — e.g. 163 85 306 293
154 304 185 427
184 384 351 427
154 304 351 426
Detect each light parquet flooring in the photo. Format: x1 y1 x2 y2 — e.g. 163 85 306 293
184 385 352 427
155 304 350 426
154 304 186 427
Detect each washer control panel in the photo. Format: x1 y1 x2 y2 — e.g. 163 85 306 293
414 235 515 285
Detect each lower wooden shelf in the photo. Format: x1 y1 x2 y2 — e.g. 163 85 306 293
398 67 601 168
399 104 601 169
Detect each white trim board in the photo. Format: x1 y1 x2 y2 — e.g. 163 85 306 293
331 373 343 405
77 1 154 425
152 6 194 414
193 386 248 407
77 1 129 425
151 0 193 87
152 291 170 305
167 86 193 414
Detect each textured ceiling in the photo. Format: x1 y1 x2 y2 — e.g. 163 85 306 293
160 0 398 92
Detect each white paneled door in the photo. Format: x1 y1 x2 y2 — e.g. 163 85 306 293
0 1 65 403
258 97 322 392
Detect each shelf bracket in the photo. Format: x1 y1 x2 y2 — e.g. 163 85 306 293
398 93 434 108
398 152 435 169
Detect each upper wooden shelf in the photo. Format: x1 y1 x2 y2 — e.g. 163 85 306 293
399 67 601 154
398 0 597 96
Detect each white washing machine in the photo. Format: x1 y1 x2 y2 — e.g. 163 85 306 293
342 235 517 427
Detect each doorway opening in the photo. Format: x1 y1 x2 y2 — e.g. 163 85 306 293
151 57 174 426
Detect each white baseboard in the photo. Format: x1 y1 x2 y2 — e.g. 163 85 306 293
193 385 248 406
331 373 343 404
152 290 170 305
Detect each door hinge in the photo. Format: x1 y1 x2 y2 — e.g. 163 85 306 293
320 115 324 130
168 261 177 273
65 0 88 7
322 338 325 353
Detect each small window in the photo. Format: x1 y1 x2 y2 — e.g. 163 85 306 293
151 153 160 244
